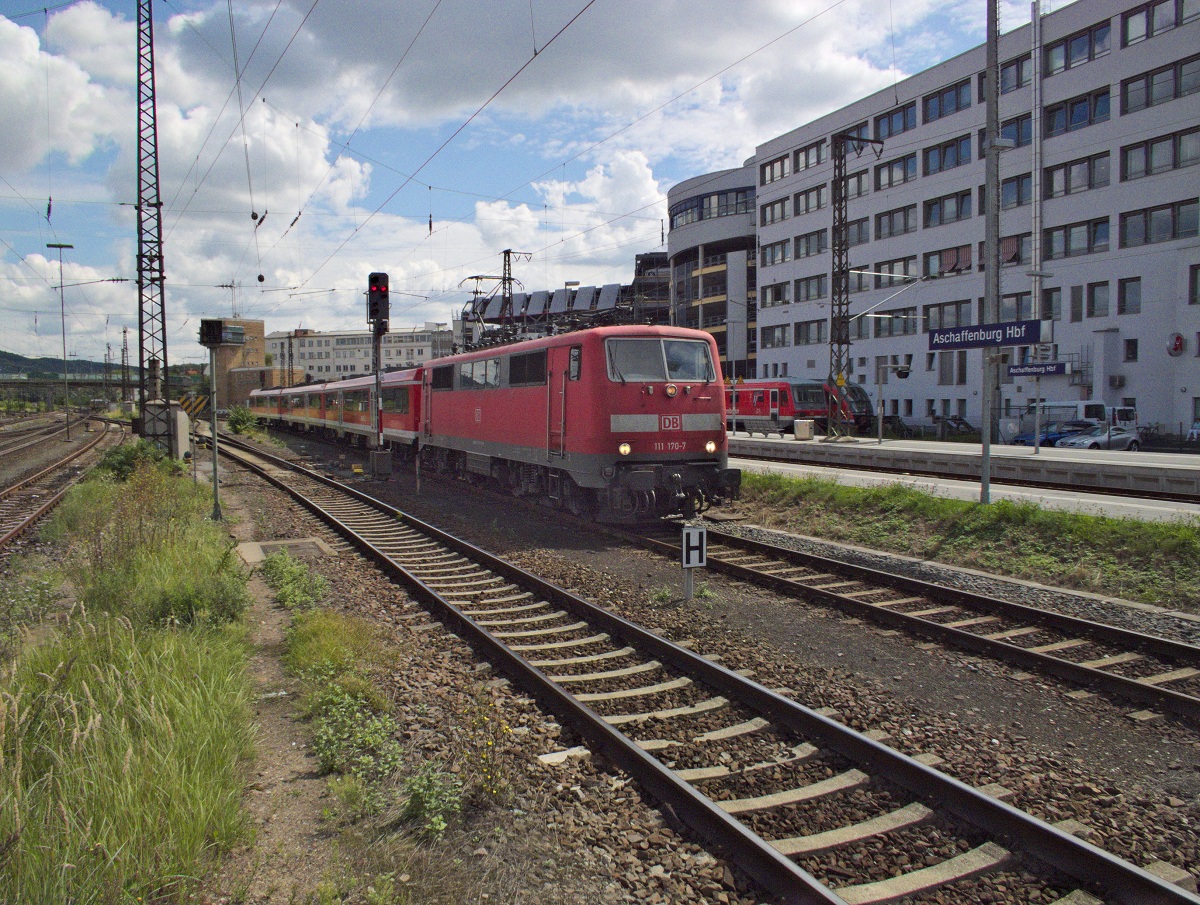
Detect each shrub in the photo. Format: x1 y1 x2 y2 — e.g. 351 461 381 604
400 763 463 840
226 405 256 434
259 550 329 610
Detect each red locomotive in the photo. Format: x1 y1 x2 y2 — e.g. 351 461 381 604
249 325 740 520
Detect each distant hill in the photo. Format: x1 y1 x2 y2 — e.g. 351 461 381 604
0 349 106 377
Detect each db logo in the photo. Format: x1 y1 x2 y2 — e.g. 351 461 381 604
660 414 682 431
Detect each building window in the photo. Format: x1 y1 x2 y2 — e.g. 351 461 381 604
1118 277 1142 314
1042 287 1063 321
979 114 1034 157
845 169 870 199
1046 153 1110 197
761 282 790 308
923 79 970 123
977 234 1031 268
794 184 828 214
1121 127 1200 179
1120 200 1199 246
1045 20 1111 75
669 188 755 228
796 274 827 301
1045 89 1110 137
847 217 870 247
760 239 790 267
1122 53 1200 113
1124 338 1139 361
1087 282 1110 317
849 268 871 293
1123 0 1198 46
760 324 790 349
795 228 828 258
924 136 971 176
996 292 1034 322
795 140 826 172
1045 219 1109 259
844 121 870 142
1001 53 1033 93
925 299 971 330
937 350 969 385
925 190 972 228
760 198 790 226
875 257 917 288
1070 286 1084 322
876 205 917 239
875 101 916 139
1001 173 1033 209
794 319 827 345
925 245 972 277
873 306 918 337
760 154 790 185
875 153 917 190
1191 264 1200 305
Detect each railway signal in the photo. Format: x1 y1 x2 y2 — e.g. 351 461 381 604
367 272 390 328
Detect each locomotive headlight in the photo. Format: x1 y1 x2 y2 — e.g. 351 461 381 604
665 383 678 398
705 440 717 453
618 442 632 456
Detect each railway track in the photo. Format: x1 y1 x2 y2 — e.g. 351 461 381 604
0 422 120 551
627 524 1200 727
216 434 1198 905
0 420 67 458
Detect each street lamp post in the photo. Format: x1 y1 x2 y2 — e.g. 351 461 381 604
47 243 74 441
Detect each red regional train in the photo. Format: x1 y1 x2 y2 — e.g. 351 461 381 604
248 325 741 521
724 379 874 435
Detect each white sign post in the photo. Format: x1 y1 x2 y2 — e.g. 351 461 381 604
681 525 707 601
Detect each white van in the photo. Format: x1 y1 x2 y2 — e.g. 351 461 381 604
1025 400 1137 429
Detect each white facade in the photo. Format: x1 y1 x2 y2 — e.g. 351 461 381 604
685 0 1199 430
265 323 454 381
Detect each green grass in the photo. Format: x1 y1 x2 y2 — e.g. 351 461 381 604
43 461 250 626
259 550 330 610
0 454 257 903
0 613 254 904
740 471 1200 609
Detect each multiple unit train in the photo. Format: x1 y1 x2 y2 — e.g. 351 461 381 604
725 380 874 434
248 325 741 521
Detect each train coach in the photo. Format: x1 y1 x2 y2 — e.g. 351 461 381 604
247 370 422 448
249 325 739 520
725 379 874 435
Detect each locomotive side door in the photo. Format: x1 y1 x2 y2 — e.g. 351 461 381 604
546 345 581 459
769 388 780 422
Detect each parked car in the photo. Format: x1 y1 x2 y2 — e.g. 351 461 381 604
1055 424 1141 451
1012 419 1094 447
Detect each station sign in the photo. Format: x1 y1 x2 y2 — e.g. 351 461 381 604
1008 362 1071 378
928 319 1041 350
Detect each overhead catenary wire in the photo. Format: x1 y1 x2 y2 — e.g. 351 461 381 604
296 0 599 288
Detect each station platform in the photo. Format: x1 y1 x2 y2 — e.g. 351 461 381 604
727 433 1200 499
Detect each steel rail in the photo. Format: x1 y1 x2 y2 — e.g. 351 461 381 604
633 526 1200 725
0 423 118 548
217 434 1199 905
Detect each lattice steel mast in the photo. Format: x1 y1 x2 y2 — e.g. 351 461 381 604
827 132 882 437
137 0 170 450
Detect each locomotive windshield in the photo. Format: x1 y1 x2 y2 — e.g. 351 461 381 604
606 338 715 383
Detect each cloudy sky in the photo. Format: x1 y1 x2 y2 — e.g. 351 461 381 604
0 0 1044 366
